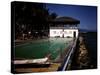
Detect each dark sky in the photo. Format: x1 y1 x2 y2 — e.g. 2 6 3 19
46 4 97 31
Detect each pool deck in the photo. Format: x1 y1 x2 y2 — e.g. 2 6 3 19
15 63 61 73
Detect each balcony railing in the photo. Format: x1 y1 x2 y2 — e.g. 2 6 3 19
50 27 78 29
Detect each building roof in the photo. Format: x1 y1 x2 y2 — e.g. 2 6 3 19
49 16 80 25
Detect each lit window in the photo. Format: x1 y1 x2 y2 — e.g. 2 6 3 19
53 31 56 34
60 31 63 34
69 31 72 34
64 31 67 34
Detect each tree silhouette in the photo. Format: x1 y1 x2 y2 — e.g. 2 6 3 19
12 2 58 39
50 12 58 20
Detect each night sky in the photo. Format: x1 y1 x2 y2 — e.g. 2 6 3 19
46 3 97 31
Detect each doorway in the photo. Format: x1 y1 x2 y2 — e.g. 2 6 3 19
73 31 76 38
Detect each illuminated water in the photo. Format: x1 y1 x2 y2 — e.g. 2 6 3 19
15 38 72 60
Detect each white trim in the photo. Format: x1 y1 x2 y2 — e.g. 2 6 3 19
50 28 78 38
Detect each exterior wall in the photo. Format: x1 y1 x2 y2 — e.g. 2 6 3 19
50 29 63 37
64 29 78 38
49 29 78 38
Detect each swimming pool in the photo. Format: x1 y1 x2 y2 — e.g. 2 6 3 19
15 38 73 60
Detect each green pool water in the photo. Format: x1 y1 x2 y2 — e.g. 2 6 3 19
15 38 72 60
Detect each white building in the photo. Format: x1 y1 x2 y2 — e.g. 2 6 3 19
49 17 80 38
